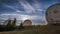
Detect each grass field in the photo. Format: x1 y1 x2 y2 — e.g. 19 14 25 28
0 25 60 34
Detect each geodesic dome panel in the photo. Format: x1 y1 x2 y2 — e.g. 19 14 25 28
23 19 32 26
46 3 60 24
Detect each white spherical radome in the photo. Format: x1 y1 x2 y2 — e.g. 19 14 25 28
46 3 60 24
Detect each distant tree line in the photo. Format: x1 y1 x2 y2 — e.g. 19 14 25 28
0 18 24 32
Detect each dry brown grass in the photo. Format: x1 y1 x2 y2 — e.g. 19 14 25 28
0 25 60 34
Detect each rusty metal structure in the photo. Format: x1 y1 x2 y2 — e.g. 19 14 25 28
3 18 16 27
3 18 11 26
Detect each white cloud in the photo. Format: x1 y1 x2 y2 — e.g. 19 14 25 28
18 0 44 14
1 0 46 25
4 4 21 13
37 9 44 11
19 0 36 13
16 10 21 12
4 0 44 14
0 13 45 20
0 13 20 16
0 18 8 20
0 0 47 25
0 13 47 25
5 4 16 10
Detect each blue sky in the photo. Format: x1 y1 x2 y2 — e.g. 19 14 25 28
0 0 60 25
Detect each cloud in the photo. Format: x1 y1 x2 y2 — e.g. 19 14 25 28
0 13 20 16
18 0 44 14
19 0 36 13
4 4 17 10
0 0 47 25
20 1 32 13
3 0 45 14
4 4 22 13
16 10 21 12
0 18 8 20
0 13 45 21
31 0 41 9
